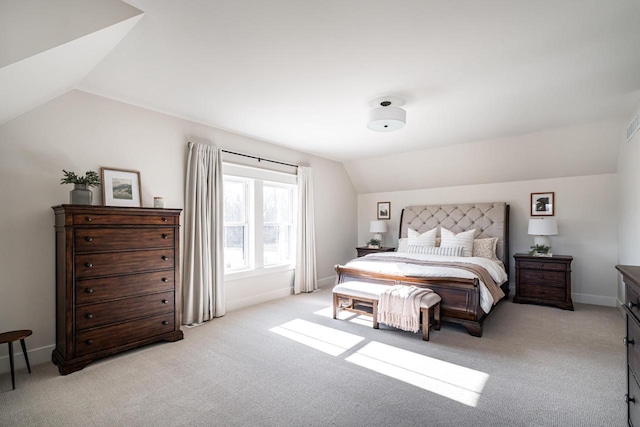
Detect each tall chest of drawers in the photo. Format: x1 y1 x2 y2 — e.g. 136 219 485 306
618 265 640 425
52 205 184 375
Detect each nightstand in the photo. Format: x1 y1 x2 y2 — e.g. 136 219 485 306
356 246 395 257
513 253 574 310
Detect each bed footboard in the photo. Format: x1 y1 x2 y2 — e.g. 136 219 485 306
335 265 502 337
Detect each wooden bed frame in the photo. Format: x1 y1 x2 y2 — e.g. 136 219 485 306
335 203 510 337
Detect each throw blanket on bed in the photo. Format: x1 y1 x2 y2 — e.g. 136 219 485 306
362 255 505 304
377 285 433 333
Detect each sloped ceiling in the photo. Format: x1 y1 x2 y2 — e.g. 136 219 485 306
77 0 640 162
2 0 640 165
0 0 143 125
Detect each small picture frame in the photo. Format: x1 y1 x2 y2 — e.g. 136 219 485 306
101 167 142 207
531 192 554 216
377 202 391 220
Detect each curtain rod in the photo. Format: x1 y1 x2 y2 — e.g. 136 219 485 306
221 149 298 168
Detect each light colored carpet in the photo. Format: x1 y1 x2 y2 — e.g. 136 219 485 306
0 288 626 426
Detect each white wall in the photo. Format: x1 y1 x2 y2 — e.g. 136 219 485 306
358 174 618 307
617 103 640 301
0 90 357 371
345 119 622 194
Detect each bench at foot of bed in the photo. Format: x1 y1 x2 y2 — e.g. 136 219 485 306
332 281 441 341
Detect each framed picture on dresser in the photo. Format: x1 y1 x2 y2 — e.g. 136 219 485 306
531 192 554 216
101 167 142 207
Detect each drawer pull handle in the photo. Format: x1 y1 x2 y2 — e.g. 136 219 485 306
162 299 169 304
162 321 169 325
624 337 635 346
85 217 92 222
162 234 169 239
162 217 168 222
629 301 638 310
85 262 93 268
85 237 93 242
85 288 93 294
162 278 168 282
86 339 93 345
85 313 93 319
162 256 169 261
626 394 636 404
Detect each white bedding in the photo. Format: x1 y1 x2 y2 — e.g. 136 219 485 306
345 252 508 314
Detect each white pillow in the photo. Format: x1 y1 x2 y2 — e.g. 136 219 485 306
440 227 476 257
407 245 463 257
397 238 408 253
407 227 437 247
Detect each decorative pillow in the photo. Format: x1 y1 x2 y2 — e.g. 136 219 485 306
440 227 476 257
407 227 437 247
397 238 408 253
473 237 499 260
407 245 463 257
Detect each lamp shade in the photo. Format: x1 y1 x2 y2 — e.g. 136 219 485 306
528 218 558 236
369 220 388 233
367 106 406 132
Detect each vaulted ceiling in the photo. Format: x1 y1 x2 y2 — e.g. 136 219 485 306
3 0 640 162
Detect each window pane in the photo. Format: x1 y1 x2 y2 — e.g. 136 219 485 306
263 184 292 223
224 177 248 270
263 183 294 266
224 179 246 223
264 224 292 265
224 225 247 269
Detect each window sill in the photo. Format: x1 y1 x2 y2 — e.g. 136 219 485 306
224 264 295 281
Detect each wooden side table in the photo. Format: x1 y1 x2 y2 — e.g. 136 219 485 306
0 329 32 390
356 246 395 257
513 253 573 310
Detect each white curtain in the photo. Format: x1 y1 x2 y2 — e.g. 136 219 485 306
294 166 317 294
182 142 225 323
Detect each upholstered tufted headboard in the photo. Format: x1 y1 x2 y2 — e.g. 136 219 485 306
399 202 510 272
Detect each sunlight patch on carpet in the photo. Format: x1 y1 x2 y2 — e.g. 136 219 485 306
314 306 374 327
270 319 364 356
346 341 489 407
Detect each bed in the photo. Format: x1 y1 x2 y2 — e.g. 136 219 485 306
334 202 510 337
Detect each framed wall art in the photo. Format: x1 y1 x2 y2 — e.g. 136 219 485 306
531 192 554 216
101 167 142 207
377 202 391 220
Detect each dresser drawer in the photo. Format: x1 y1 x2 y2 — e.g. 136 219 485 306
518 284 565 301
76 291 174 330
519 269 566 287
628 313 640 377
75 228 174 252
517 260 567 271
630 367 640 426
627 284 640 320
75 249 174 279
75 313 175 357
75 271 174 304
73 213 177 226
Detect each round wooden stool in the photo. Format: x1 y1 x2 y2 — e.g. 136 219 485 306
0 330 32 390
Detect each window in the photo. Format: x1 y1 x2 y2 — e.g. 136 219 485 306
223 163 297 275
223 177 249 270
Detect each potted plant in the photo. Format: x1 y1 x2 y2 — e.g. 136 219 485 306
529 244 552 257
367 238 381 249
61 170 100 205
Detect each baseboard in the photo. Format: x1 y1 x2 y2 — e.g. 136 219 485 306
317 275 335 289
226 287 293 312
572 293 617 307
0 344 55 374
